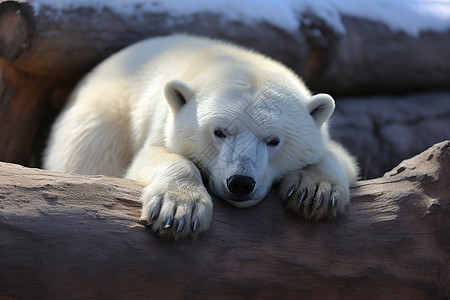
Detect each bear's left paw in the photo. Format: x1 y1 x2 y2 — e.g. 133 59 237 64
139 182 213 240
279 167 350 220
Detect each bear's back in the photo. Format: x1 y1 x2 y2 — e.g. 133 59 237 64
93 34 293 84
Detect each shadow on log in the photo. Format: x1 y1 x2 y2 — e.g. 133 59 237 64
0 141 449 299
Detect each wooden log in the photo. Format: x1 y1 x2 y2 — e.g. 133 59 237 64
0 57 50 166
0 141 449 299
4 1 450 94
0 0 33 60
0 1 73 166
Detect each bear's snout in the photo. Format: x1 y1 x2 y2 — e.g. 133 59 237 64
226 175 255 198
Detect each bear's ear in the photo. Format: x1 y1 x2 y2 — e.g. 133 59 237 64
164 79 194 113
308 93 335 127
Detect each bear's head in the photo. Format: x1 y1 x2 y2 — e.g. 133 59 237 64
163 69 335 208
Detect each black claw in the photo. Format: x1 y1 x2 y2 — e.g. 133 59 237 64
330 197 337 207
192 217 199 232
176 216 185 233
151 203 161 220
318 194 324 207
287 185 296 198
298 189 307 207
164 216 173 229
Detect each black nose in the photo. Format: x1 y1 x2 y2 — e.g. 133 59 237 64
227 175 255 196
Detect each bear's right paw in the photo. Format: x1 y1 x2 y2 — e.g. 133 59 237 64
139 183 213 240
279 169 350 221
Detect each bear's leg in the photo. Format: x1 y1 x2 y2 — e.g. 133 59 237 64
279 141 358 220
44 110 132 176
126 146 213 239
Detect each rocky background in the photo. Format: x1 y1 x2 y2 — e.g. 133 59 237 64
0 0 449 298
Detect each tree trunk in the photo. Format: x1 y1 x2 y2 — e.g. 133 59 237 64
4 1 450 94
1 141 449 299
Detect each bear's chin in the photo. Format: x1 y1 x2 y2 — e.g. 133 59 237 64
222 198 264 209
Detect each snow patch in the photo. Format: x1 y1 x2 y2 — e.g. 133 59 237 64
31 0 450 36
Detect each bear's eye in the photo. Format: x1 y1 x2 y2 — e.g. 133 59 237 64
266 138 280 147
214 129 227 139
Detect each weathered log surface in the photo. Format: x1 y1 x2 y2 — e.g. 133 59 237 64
0 141 449 299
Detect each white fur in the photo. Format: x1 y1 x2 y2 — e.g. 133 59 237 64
44 34 358 239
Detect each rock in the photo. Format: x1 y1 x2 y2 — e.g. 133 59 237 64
0 141 449 299
333 92 450 178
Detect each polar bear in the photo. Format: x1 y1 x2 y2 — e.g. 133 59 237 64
44 34 358 239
